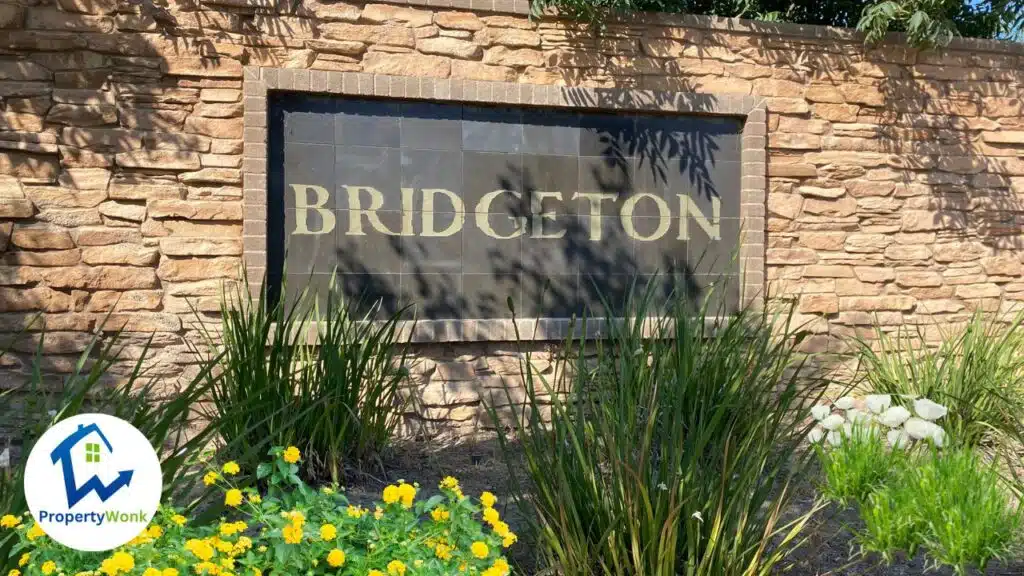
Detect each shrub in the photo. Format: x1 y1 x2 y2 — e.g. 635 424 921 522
813 396 1022 574
1 447 515 576
194 273 412 484
856 311 1024 451
491 285 828 576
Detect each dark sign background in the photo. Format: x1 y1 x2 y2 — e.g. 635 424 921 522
267 93 743 320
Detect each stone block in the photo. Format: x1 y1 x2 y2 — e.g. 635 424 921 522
0 287 73 312
115 151 201 170
57 168 111 190
159 238 242 256
156 257 240 281
46 103 117 126
149 200 242 221
798 294 839 314
81 243 159 266
98 201 146 222
44 265 158 289
450 61 515 82
11 225 74 250
361 52 451 78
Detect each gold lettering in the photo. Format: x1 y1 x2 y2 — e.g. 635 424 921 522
622 193 670 241
399 187 415 236
421 188 465 237
343 186 397 236
475 190 526 239
531 191 566 239
677 194 720 240
572 192 617 241
291 184 336 236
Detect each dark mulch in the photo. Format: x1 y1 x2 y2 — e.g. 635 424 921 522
340 436 1024 576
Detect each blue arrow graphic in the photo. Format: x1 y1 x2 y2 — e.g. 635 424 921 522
50 423 135 508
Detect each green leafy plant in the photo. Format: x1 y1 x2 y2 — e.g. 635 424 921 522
491 283 828 576
855 311 1024 451
2 446 516 576
195 272 413 485
816 422 908 508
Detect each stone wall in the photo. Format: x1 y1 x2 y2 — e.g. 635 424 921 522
1 0 1023 436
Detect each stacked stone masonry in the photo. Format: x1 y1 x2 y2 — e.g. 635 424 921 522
0 0 1023 435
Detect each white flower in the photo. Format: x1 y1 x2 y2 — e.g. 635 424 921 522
834 396 856 410
931 427 946 448
47 409 57 418
811 404 832 421
657 483 668 491
904 417 944 442
865 394 892 414
808 426 826 444
846 409 871 425
826 430 844 446
886 429 910 449
691 511 703 522
820 414 845 431
878 406 911 428
913 398 948 421
0 448 8 469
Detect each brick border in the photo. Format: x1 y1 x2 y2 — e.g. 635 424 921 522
242 66 767 342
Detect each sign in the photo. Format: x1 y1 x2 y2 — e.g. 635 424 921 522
268 95 743 319
23 414 163 551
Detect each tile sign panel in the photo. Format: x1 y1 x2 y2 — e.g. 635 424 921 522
267 93 743 320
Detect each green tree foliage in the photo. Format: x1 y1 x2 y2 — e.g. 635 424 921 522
530 0 1021 47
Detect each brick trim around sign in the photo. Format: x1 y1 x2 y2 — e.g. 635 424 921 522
241 66 767 342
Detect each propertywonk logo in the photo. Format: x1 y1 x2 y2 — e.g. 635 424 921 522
24 414 162 551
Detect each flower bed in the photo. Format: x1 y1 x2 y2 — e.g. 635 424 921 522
2 447 514 576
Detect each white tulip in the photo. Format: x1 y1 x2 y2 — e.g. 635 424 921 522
913 398 948 421
878 406 911 427
904 417 943 441
865 394 892 414
886 429 910 449
811 404 832 421
821 414 846 431
808 426 826 444
834 396 856 410
826 430 844 446
846 409 871 425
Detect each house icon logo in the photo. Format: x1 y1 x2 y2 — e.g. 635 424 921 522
50 423 134 508
23 414 162 552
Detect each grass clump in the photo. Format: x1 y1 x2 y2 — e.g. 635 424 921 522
491 284 827 576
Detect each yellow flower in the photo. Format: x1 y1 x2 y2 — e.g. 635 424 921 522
222 462 240 476
282 446 301 464
471 541 489 559
374 506 384 520
41 561 56 575
502 533 518 548
282 523 302 544
435 543 453 561
430 506 450 522
184 539 215 562
148 525 164 538
482 558 511 576
251 570 262 576
326 548 345 567
321 487 335 495
283 510 305 527
163 569 179 576
482 507 500 526
440 476 460 491
8 570 20 576
26 523 45 541
382 485 399 505
18 554 28 567
143 568 161 576
99 552 135 576
319 523 337 541
0 515 19 528
386 560 406 576
480 491 497 508
171 514 187 526
248 493 262 504
345 505 365 519
224 489 243 507
396 482 416 508
203 471 220 486
492 521 510 537
368 571 385 576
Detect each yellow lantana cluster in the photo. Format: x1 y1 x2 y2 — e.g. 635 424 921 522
281 510 305 544
381 481 416 509
0 515 20 529
480 492 518 548
99 551 135 576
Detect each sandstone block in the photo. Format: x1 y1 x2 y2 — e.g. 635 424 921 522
916 299 964 314
0 199 33 218
35 208 101 227
981 255 1022 276
435 11 484 31
5 249 81 266
0 222 10 252
814 103 860 122
450 61 515 82
0 151 59 183
194 102 243 119
98 201 146 222
799 232 846 251
932 241 987 263
306 39 366 56
0 111 43 132
853 267 895 282
141 219 239 238
361 52 450 78
0 4 24 28
322 23 416 47
835 279 882 296
982 131 1024 145
183 116 243 139
58 168 111 190
841 296 915 311
46 103 116 126
362 3 433 27
767 194 802 219
769 133 820 150
81 243 159 266
95 313 181 333
120 107 188 130
799 294 839 314
476 27 541 48
0 61 50 82
73 227 142 246
60 127 144 150
805 84 844 103
109 180 185 200
884 244 932 261
11 225 74 249
417 37 481 59
956 283 1002 299
144 133 212 153
0 265 40 285
768 163 818 177
85 290 162 312
766 247 817 265
180 168 241 185
802 197 857 217
44 265 158 289
482 46 543 68
158 238 242 256
116 151 201 170
26 8 113 32
0 287 73 312
200 88 241 103
157 257 240 281
895 271 943 287
418 381 480 406
798 186 845 198
149 199 242 221
163 57 242 78
844 234 892 253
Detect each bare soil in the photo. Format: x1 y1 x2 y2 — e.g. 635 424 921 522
342 436 1024 576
